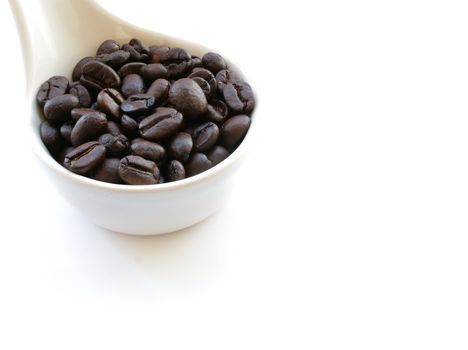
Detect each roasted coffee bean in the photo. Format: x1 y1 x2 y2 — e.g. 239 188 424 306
72 57 93 81
223 81 255 113
220 114 251 148
207 145 229 166
119 155 159 185
60 121 74 143
70 111 107 146
191 56 202 68
189 68 216 95
118 62 146 78
149 45 170 63
160 48 192 78
96 50 130 68
168 132 193 162
121 114 139 137
71 108 95 122
120 94 155 116
37 76 69 106
141 63 168 82
91 102 99 110
40 121 63 154
169 78 207 118
139 107 183 141
98 133 129 157
191 77 211 98
192 122 219 152
80 60 120 93
130 139 166 165
107 120 122 136
122 39 149 62
91 158 122 184
44 94 79 124
57 146 74 166
146 78 170 104
204 99 228 124
185 153 212 177
121 74 144 98
69 83 92 107
97 88 124 121
216 69 242 93
166 160 185 182
202 52 226 74
96 39 120 55
64 141 106 174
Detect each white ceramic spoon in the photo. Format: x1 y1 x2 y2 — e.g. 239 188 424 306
9 0 255 235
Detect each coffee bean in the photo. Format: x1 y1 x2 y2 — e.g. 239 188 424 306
80 60 120 93
220 114 251 148
72 57 93 82
169 78 207 118
202 52 226 74
168 132 193 162
120 94 155 116
96 50 130 68
97 88 124 121
216 69 242 93
192 77 211 98
40 121 63 154
223 81 255 113
166 160 185 182
122 38 149 62
185 153 212 177
139 107 183 141
71 107 95 122
119 155 159 185
149 45 170 63
64 141 106 174
69 83 92 107
189 68 216 95
96 39 120 55
160 48 192 78
91 158 122 184
121 114 139 137
121 74 144 98
60 121 74 143
91 102 99 110
56 146 74 166
37 76 69 106
191 55 202 68
130 139 166 165
192 122 219 152
107 120 122 135
204 99 228 124
146 78 170 104
141 63 168 82
44 94 79 124
98 133 129 157
118 62 146 78
70 111 107 146
207 145 229 166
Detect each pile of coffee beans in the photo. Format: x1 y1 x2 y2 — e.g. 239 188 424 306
38 39 255 185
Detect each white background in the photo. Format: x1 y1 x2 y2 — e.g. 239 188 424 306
1 0 468 349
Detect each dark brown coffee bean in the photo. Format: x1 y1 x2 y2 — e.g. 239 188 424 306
119 155 159 185
69 83 92 107
207 145 229 166
70 111 107 146
160 48 192 78
191 77 211 98
166 160 185 182
118 62 146 78
202 52 226 74
216 69 242 93
107 120 122 136
189 68 216 95
120 94 155 116
96 88 124 121
96 50 130 68
223 81 255 114
185 153 212 177
191 56 202 68
72 57 93 82
149 45 170 63
40 121 63 154
204 99 228 124
192 122 219 152
168 132 193 162
96 39 120 55
64 141 106 174
139 107 183 141
169 78 207 118
98 133 129 157
141 63 168 82
91 158 123 184
44 94 79 124
60 121 74 143
37 76 69 106
56 146 74 166
80 60 121 93
121 74 144 98
122 38 149 62
121 114 139 137
146 78 170 104
220 114 251 148
130 139 166 165
71 108 95 122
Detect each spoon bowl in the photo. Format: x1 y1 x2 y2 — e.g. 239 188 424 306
9 0 256 235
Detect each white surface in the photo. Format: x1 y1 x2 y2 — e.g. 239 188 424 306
1 0 468 349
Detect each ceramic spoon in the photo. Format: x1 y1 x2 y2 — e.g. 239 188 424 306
9 0 255 235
